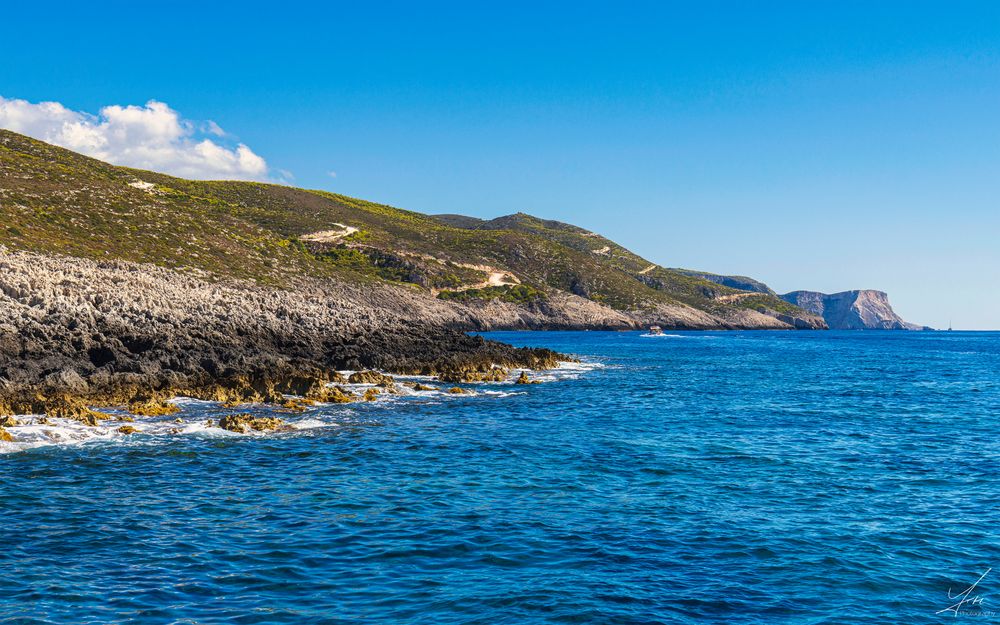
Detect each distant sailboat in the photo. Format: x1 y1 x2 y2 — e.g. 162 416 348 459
948 320 953 332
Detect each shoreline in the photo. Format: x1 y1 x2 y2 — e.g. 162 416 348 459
0 362 590 449
0 243 827 425
0 250 564 423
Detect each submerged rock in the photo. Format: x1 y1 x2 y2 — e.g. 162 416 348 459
281 398 316 412
0 427 13 442
117 425 139 435
515 371 540 385
410 383 437 392
362 388 380 402
447 387 467 394
0 415 18 427
218 414 286 433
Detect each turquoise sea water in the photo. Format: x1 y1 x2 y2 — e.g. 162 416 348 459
2 330 998 623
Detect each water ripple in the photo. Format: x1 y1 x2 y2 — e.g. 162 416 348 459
1 332 998 623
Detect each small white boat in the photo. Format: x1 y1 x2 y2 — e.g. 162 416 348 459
647 325 664 336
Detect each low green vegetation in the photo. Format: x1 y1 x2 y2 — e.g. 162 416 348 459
438 284 545 304
729 294 804 316
312 248 412 282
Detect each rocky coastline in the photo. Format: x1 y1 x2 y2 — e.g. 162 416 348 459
0 249 562 422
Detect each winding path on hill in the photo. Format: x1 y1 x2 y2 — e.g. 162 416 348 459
714 292 759 303
300 224 359 243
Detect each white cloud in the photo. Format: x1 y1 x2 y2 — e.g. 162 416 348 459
0 96 274 182
327 170 338 178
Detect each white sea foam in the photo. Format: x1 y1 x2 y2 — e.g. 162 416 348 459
290 418 331 430
529 359 605 382
481 390 527 398
557 360 604 370
639 333 721 340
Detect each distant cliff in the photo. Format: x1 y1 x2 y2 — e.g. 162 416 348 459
672 270 776 295
779 290 929 330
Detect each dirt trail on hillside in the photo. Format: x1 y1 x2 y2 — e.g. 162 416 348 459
714 292 759 303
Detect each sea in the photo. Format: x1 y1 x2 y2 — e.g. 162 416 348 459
1 330 998 624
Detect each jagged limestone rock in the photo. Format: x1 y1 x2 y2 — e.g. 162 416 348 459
438 368 508 383
218 414 286 433
128 399 180 417
348 371 396 387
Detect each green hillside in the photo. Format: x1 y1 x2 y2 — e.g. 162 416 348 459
0 129 811 323
440 212 804 315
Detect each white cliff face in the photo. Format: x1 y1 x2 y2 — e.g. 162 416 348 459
780 290 927 330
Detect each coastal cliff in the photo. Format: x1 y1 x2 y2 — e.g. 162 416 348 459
670 267 925 331
779 290 929 330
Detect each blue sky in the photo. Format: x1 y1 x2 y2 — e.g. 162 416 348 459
3 1 999 328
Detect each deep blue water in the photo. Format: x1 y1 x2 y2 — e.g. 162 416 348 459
2 330 999 624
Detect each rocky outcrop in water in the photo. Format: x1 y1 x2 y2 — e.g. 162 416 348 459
779 290 929 330
218 414 287 433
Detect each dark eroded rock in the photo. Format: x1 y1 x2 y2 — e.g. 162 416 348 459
515 371 540 385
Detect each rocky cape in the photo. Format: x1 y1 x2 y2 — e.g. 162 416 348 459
682 270 926 331
779 290 930 331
